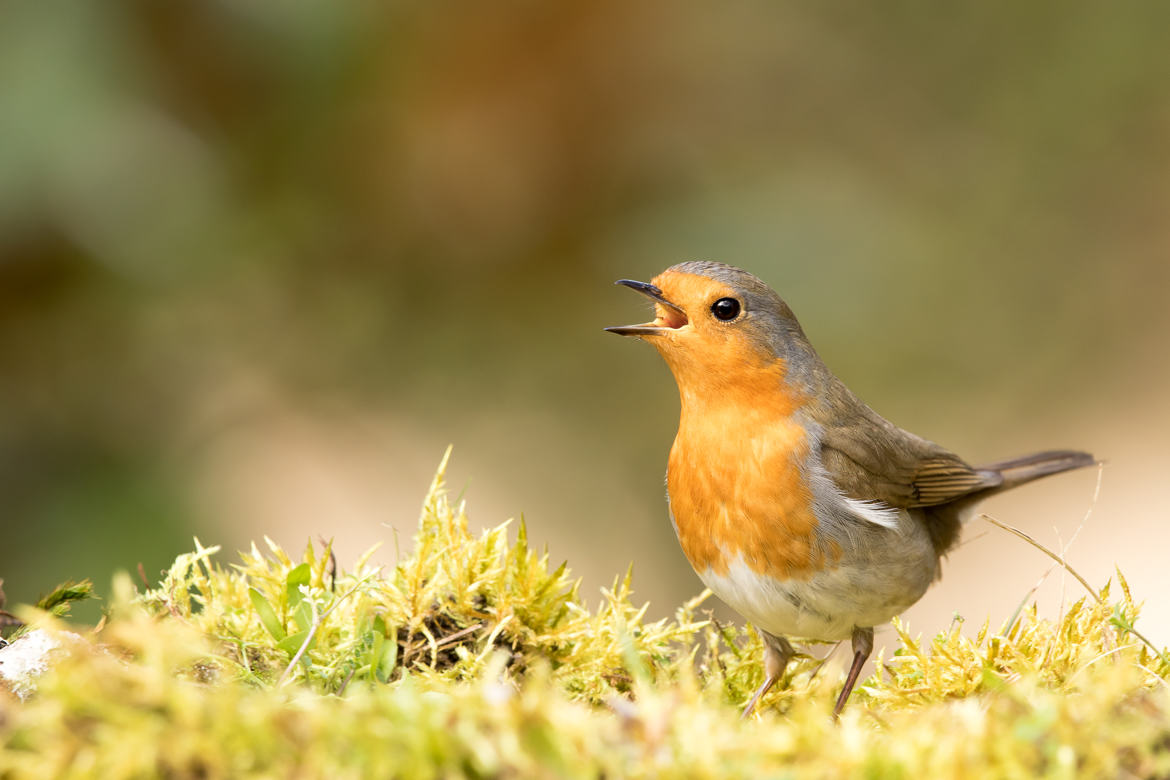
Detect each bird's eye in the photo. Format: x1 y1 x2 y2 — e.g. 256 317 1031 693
711 297 741 321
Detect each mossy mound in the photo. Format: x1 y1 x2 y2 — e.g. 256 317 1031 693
1 451 1168 778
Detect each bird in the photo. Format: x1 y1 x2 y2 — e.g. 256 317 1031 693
605 261 1095 718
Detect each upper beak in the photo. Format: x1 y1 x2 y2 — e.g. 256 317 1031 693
604 279 688 337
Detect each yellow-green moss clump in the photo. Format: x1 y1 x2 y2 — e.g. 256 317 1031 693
1 450 1168 778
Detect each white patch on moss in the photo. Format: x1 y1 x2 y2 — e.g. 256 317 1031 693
0 629 81 700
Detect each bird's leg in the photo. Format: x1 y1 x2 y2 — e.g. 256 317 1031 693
741 631 794 719
832 626 874 718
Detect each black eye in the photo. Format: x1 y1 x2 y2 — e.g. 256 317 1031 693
711 297 741 321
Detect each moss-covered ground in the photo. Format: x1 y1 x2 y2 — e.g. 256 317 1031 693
2 451 1168 778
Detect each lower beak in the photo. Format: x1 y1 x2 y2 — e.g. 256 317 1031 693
605 279 688 337
604 323 666 336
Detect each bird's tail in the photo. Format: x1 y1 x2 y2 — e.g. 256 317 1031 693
977 450 1097 492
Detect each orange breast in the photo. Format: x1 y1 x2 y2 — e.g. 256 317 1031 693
666 361 832 580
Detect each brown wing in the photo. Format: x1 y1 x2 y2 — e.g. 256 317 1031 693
812 380 1000 509
910 455 997 507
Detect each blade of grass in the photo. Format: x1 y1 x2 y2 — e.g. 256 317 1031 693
981 512 1166 665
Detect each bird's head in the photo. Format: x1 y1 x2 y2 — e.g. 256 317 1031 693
606 261 813 393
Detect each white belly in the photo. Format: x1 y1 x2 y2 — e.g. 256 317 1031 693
698 538 937 641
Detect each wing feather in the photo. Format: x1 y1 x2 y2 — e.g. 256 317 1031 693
811 383 1000 509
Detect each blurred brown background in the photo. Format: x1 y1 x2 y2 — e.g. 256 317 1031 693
2 2 1168 652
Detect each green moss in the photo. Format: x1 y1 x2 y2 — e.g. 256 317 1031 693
1 449 1168 778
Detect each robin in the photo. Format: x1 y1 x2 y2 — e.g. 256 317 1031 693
606 261 1094 717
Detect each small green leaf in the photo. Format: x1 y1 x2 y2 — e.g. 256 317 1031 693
377 632 397 683
277 630 314 658
365 615 397 683
286 563 311 607
248 588 286 641
979 667 1007 692
291 598 312 633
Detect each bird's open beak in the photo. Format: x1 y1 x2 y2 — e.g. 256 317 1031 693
604 279 689 337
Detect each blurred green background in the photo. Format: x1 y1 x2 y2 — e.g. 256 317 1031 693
2 2 1168 642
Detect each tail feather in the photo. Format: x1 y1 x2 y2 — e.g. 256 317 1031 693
922 449 1096 558
976 449 1096 492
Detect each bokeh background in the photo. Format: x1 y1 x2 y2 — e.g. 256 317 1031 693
2 2 1168 658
